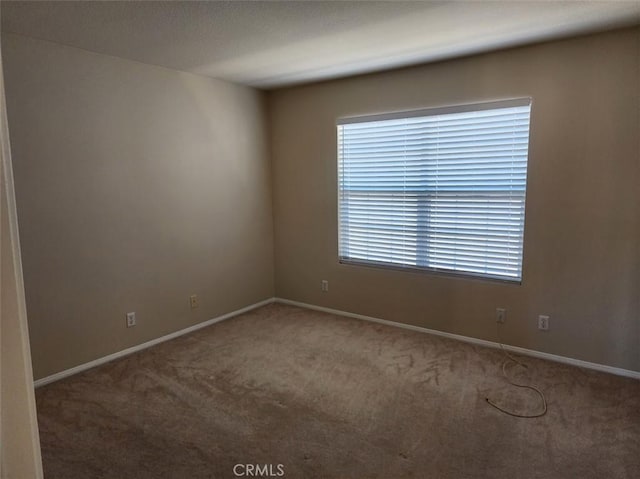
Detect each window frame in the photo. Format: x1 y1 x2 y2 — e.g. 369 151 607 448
336 98 532 284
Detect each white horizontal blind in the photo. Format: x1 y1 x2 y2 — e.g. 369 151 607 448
337 99 531 282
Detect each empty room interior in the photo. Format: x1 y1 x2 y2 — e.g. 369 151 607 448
1 1 639 478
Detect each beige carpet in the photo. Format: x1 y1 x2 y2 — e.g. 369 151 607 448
36 303 640 478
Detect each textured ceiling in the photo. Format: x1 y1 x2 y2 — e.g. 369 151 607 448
2 1 639 89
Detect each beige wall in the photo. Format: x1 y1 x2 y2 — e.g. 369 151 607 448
2 27 639 381
2 33 275 380
269 27 640 372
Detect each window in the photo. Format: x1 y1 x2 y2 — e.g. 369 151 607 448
337 98 532 282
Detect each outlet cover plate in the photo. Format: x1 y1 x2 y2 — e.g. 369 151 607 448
538 315 550 331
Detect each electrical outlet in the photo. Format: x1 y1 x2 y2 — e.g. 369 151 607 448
538 315 550 331
496 308 506 324
321 280 329 292
126 312 136 328
190 294 199 309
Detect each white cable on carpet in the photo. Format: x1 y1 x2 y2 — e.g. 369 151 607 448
485 323 548 418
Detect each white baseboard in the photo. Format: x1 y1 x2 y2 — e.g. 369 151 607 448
275 298 640 380
34 297 276 388
35 295 639 387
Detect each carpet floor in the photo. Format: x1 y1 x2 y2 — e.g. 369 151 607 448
36 303 640 478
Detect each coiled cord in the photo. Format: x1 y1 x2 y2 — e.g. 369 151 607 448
485 323 547 418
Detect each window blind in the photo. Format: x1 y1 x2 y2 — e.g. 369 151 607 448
337 98 531 282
